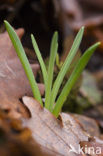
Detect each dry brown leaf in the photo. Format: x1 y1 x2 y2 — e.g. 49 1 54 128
22 96 103 156
22 96 91 156
0 109 54 156
0 29 44 118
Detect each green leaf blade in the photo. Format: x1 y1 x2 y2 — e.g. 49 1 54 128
4 20 43 106
53 42 100 117
31 34 48 86
45 32 58 109
49 27 84 111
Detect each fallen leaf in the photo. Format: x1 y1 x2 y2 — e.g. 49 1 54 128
22 96 103 155
0 29 44 118
22 96 95 156
0 109 54 156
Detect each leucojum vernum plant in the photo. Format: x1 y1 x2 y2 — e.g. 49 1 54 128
4 21 100 118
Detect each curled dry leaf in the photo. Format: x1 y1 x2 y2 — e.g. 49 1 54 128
0 29 44 118
22 96 103 156
0 109 54 156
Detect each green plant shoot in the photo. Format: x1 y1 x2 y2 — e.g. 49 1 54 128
4 20 100 118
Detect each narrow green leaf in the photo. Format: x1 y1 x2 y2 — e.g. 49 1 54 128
49 27 84 111
45 32 58 109
31 34 48 86
4 20 43 106
53 42 100 117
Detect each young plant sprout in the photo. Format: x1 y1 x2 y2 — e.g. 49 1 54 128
4 21 100 118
